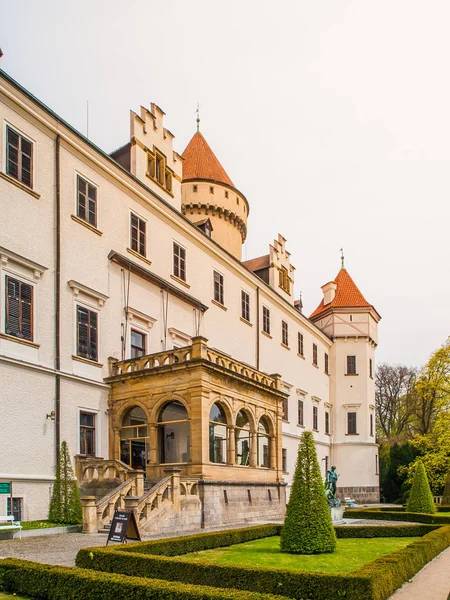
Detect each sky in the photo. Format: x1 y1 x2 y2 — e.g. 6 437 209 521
1 0 449 368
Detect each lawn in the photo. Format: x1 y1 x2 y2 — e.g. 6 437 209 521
21 520 64 531
181 536 419 573
0 593 30 599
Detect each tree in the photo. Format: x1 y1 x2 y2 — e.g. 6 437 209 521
48 441 82 524
406 459 436 514
375 364 417 442
442 470 450 505
380 442 419 503
410 338 450 435
280 430 336 554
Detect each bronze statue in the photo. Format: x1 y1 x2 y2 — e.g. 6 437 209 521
325 466 341 507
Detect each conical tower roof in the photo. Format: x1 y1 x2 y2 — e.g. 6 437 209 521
182 131 234 187
310 269 373 319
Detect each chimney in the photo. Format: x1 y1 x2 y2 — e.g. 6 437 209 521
321 281 337 306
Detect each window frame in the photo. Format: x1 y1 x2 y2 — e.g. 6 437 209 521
278 266 290 294
213 270 224 305
76 173 98 228
241 290 250 322
347 355 357 375
298 332 304 356
281 320 289 346
76 304 99 362
312 405 318 431
324 352 329 374
130 328 147 359
5 124 34 189
370 412 374 437
79 411 96 457
325 410 330 435
173 241 187 282
5 275 34 342
282 448 287 473
130 212 147 257
347 411 357 435
262 306 270 335
298 398 304 427
312 343 318 366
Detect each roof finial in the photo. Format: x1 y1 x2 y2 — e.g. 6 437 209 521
340 247 345 270
196 103 200 132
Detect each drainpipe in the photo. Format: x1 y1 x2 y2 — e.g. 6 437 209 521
55 134 61 463
256 287 260 371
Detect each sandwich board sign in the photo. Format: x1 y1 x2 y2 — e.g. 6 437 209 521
106 510 141 545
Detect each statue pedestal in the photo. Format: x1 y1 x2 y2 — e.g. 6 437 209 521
330 506 344 524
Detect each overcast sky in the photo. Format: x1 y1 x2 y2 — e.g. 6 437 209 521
1 0 449 368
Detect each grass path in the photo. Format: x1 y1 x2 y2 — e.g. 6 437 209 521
181 536 419 573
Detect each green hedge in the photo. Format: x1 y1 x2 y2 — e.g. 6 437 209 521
335 524 438 538
343 509 450 524
76 526 450 600
0 559 290 600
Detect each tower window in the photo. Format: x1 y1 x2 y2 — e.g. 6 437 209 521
225 190 229 198
369 358 373 378
236 197 239 205
193 184 198 193
370 413 374 437
347 412 357 435
210 186 214 194
347 356 357 375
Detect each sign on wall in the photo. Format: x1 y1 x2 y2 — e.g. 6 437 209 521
0 482 11 495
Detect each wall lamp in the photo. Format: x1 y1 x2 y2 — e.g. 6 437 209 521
46 411 56 421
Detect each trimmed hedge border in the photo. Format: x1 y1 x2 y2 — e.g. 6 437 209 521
75 525 450 600
343 509 450 524
370 505 450 513
0 559 290 600
335 524 439 538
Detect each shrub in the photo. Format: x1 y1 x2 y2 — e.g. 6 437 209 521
335 524 438 538
0 558 288 600
342 509 450 524
407 459 436 514
48 441 82 524
442 471 450 505
75 526 450 600
280 430 336 554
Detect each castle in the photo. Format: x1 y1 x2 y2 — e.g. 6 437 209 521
0 69 380 528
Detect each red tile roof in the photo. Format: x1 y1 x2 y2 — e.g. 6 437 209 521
310 269 372 319
182 132 234 187
243 255 270 272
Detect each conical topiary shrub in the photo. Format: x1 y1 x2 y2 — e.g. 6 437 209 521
441 471 450 506
407 459 436 514
48 441 82 524
280 430 336 554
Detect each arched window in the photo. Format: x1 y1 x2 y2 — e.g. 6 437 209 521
209 403 228 463
158 401 190 464
235 410 251 466
257 417 270 468
120 406 148 470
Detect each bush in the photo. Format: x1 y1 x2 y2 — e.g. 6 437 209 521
407 459 436 514
48 441 82 524
342 509 450 524
280 430 336 554
0 558 288 600
76 524 450 600
335 524 438 538
442 471 450 505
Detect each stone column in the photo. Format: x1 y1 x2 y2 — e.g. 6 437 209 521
228 426 236 465
250 431 258 467
269 436 276 469
149 424 158 464
81 497 98 534
135 471 144 497
124 496 140 517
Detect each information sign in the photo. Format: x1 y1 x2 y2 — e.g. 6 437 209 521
0 482 11 495
106 510 141 545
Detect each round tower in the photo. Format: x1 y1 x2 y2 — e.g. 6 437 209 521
181 130 248 259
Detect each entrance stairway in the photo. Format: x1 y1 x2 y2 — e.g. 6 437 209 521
76 457 200 535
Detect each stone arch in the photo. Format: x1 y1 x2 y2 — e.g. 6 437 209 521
233 404 257 432
257 413 276 437
208 396 233 424
113 400 150 429
150 394 191 424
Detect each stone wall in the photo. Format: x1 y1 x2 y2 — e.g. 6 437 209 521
337 486 380 504
201 481 286 528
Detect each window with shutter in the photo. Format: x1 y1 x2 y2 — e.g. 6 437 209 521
5 276 33 341
173 243 186 281
77 305 98 362
213 271 224 305
77 175 97 227
6 126 33 188
130 213 146 256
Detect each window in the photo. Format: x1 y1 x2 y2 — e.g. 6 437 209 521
324 353 329 374
375 454 379 475
282 448 287 473
298 332 304 356
257 418 270 468
325 411 330 434
209 403 228 464
210 186 214 194
282 397 289 421
213 270 224 305
155 154 164 184
5 276 33 341
236 410 250 466
347 355 356 375
165 170 172 192
76 305 98 361
370 413 374 437
369 358 373 378
262 306 270 334
347 412 357 435
193 184 198 193
241 290 250 322
313 343 318 366
131 329 146 358
278 266 290 293
130 213 146 257
225 190 229 198
281 320 288 346
313 405 318 430
147 154 156 178
80 412 96 456
173 242 186 281
7 498 22 522
77 175 97 227
6 125 33 188
298 399 304 426
158 401 190 463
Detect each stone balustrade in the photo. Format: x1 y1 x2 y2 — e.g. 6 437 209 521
75 456 140 485
108 336 281 390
